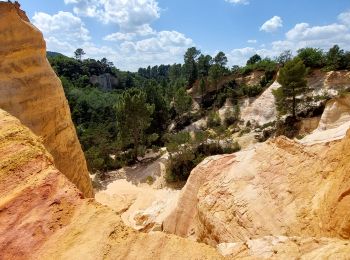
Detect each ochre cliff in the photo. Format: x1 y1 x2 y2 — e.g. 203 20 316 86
0 2 93 197
301 95 350 144
0 109 222 259
164 100 350 257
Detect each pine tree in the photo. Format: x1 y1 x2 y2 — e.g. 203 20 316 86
116 88 154 160
275 57 308 118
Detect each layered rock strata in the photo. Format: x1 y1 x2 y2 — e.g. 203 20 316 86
0 2 93 197
165 104 350 257
0 108 222 259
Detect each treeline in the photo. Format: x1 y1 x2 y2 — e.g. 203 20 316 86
48 44 350 178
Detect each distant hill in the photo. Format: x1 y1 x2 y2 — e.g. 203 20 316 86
46 51 66 58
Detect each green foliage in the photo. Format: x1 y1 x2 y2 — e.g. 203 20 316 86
199 78 206 97
224 105 240 126
144 82 170 139
174 87 193 116
209 64 224 90
166 140 241 183
184 47 201 87
197 54 213 77
214 51 228 67
116 88 155 160
326 45 349 70
74 48 85 61
242 84 263 97
207 110 221 128
297 48 325 68
276 50 293 66
164 131 191 152
247 54 262 65
276 57 308 118
240 58 277 75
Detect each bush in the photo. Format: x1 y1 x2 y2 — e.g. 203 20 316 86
166 141 241 183
207 110 221 128
297 48 325 68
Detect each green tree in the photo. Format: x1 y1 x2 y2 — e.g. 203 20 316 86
169 63 183 82
326 45 345 70
144 82 169 137
74 48 86 61
197 54 212 77
199 78 206 100
207 110 221 128
276 50 293 66
297 48 325 68
183 47 201 87
247 54 262 65
214 51 228 67
116 88 154 160
209 64 223 92
174 87 193 116
275 57 308 118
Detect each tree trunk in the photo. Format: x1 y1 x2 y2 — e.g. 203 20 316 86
292 85 296 118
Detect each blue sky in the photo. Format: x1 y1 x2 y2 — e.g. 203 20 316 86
9 0 350 71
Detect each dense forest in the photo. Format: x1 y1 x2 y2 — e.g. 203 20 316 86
48 45 350 181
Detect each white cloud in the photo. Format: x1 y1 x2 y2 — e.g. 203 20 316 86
33 11 90 43
103 24 156 41
32 9 194 71
260 16 283 33
64 0 160 32
338 11 350 27
227 47 276 66
247 39 257 44
225 0 249 5
228 11 350 67
118 30 193 68
286 23 348 41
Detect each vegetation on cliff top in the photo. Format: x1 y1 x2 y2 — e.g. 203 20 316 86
49 44 350 182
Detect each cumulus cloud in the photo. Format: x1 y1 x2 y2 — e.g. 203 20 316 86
228 11 350 67
32 9 194 71
33 11 90 43
64 0 160 32
103 24 156 42
338 11 350 27
260 16 283 33
118 30 193 68
225 0 249 5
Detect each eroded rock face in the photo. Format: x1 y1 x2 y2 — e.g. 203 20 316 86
0 109 223 260
217 236 350 259
301 95 350 145
240 80 281 126
165 120 350 254
0 2 93 197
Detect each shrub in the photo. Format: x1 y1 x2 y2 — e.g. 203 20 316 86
207 110 221 128
297 48 325 68
166 141 241 183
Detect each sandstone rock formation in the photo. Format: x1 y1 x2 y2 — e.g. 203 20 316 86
217 236 350 258
0 108 223 259
301 95 350 145
165 106 350 256
0 2 93 197
308 69 350 95
240 80 281 126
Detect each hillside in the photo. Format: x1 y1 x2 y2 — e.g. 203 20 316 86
1 1 350 259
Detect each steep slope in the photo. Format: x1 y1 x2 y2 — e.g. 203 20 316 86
240 80 281 125
0 108 223 259
0 2 93 197
164 99 350 253
301 95 350 144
